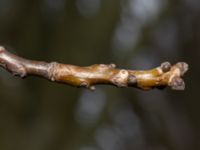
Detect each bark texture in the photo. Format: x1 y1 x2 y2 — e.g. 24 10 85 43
0 46 188 90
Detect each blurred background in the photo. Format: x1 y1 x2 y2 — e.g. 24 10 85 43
0 0 199 150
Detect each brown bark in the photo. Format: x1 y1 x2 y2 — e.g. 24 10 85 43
0 46 188 91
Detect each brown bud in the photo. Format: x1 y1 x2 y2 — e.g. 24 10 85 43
161 62 171 72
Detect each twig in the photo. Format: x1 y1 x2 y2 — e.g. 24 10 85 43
0 46 188 90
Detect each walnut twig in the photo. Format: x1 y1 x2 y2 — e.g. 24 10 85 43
0 46 188 91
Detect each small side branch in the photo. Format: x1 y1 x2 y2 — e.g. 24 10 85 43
0 46 188 91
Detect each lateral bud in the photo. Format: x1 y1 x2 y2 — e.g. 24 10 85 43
109 63 116 68
161 62 171 72
80 81 89 88
128 74 137 85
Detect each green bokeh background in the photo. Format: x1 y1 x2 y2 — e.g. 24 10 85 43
0 0 199 150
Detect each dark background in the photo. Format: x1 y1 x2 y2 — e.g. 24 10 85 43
0 0 199 150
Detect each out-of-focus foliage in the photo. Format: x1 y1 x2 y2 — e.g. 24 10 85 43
0 0 199 150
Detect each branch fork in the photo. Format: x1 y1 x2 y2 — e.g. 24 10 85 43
0 46 188 91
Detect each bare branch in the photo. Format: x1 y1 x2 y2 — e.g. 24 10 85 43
0 46 188 91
